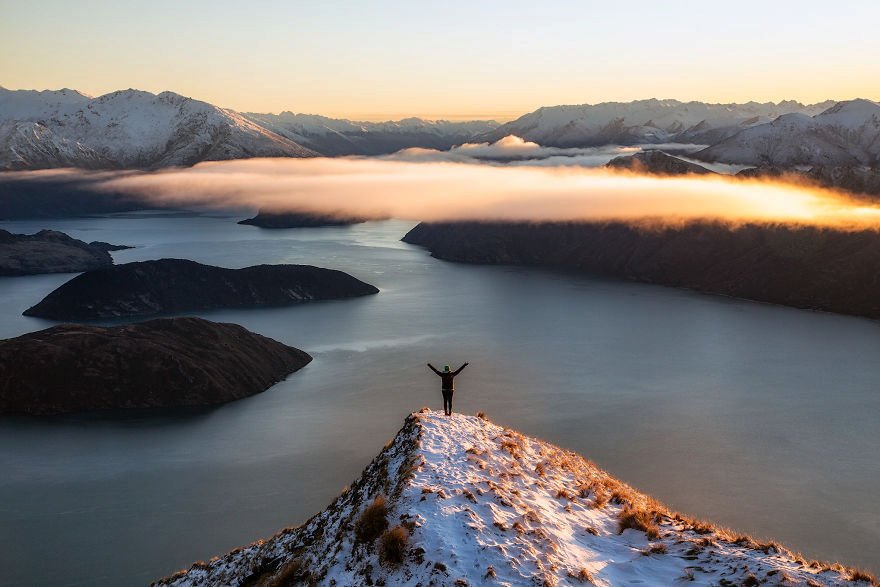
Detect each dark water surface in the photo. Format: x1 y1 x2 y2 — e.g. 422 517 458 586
0 213 877 585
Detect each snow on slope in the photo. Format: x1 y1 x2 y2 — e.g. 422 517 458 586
157 411 871 586
242 112 500 156
485 99 834 148
0 88 317 170
695 99 880 166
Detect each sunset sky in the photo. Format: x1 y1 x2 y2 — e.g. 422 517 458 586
2 0 878 121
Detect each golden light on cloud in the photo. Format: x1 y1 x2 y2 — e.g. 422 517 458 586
85 157 880 230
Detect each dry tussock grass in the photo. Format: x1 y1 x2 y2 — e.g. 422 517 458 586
355 495 389 544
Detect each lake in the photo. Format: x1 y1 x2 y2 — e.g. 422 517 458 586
0 212 878 585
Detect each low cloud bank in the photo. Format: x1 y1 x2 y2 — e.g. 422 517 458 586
71 156 880 229
387 135 707 168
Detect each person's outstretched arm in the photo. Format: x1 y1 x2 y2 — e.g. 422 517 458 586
427 363 442 375
453 362 469 375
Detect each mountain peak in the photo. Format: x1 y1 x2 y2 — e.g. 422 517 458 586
158 410 868 586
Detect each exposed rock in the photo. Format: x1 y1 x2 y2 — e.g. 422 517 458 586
0 229 126 276
158 411 868 586
605 150 715 175
24 258 379 320
403 220 880 320
0 317 311 415
238 208 367 228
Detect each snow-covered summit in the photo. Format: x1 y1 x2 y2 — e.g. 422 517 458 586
157 410 871 586
484 99 834 148
0 88 316 170
695 99 880 167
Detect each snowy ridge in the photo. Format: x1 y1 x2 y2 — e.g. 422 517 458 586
484 99 834 148
695 100 880 166
242 112 499 156
0 88 316 170
157 411 872 586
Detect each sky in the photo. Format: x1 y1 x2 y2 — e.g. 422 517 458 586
2 0 879 121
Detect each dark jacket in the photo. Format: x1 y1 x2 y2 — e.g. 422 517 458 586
428 363 468 390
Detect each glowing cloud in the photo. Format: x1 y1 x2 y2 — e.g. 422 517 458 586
80 157 880 230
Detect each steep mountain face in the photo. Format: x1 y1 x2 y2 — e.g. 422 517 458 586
158 411 870 586
0 317 311 415
695 99 880 166
242 112 500 155
484 99 833 147
0 87 317 170
403 221 880 321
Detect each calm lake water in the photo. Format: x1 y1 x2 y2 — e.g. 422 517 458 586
0 212 878 585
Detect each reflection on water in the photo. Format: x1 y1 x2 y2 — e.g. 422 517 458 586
0 213 878 585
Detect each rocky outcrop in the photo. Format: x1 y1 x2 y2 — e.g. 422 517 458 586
24 258 379 320
238 208 367 228
403 220 880 320
0 229 128 276
605 150 715 175
158 411 870 586
0 317 311 415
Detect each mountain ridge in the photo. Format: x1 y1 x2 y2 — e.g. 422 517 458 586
157 410 874 586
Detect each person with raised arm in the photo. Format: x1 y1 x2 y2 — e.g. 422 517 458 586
427 362 469 416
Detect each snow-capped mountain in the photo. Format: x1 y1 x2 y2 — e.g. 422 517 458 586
158 410 869 586
242 111 499 155
484 99 834 148
694 99 880 166
0 87 317 170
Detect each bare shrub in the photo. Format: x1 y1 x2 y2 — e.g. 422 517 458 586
355 495 389 544
379 525 409 566
477 411 488 420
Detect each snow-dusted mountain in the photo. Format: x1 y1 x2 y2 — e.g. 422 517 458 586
694 99 880 166
0 87 317 170
158 410 870 586
484 99 834 148
242 111 500 155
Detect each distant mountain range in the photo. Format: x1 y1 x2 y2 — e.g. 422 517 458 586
485 98 836 147
1 87 879 174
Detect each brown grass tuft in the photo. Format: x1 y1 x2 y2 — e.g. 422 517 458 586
618 507 660 540
850 569 877 584
476 411 488 420
379 525 408 566
265 558 305 587
567 567 594 583
355 495 389 544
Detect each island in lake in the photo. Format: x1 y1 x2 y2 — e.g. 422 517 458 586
0 229 130 276
0 317 311 415
24 258 379 320
238 208 368 228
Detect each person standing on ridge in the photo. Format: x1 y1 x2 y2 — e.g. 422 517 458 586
427 362 469 416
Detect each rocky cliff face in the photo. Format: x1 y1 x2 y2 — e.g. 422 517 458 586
0 229 126 276
403 221 880 320
24 258 380 320
0 317 311 415
157 411 871 586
